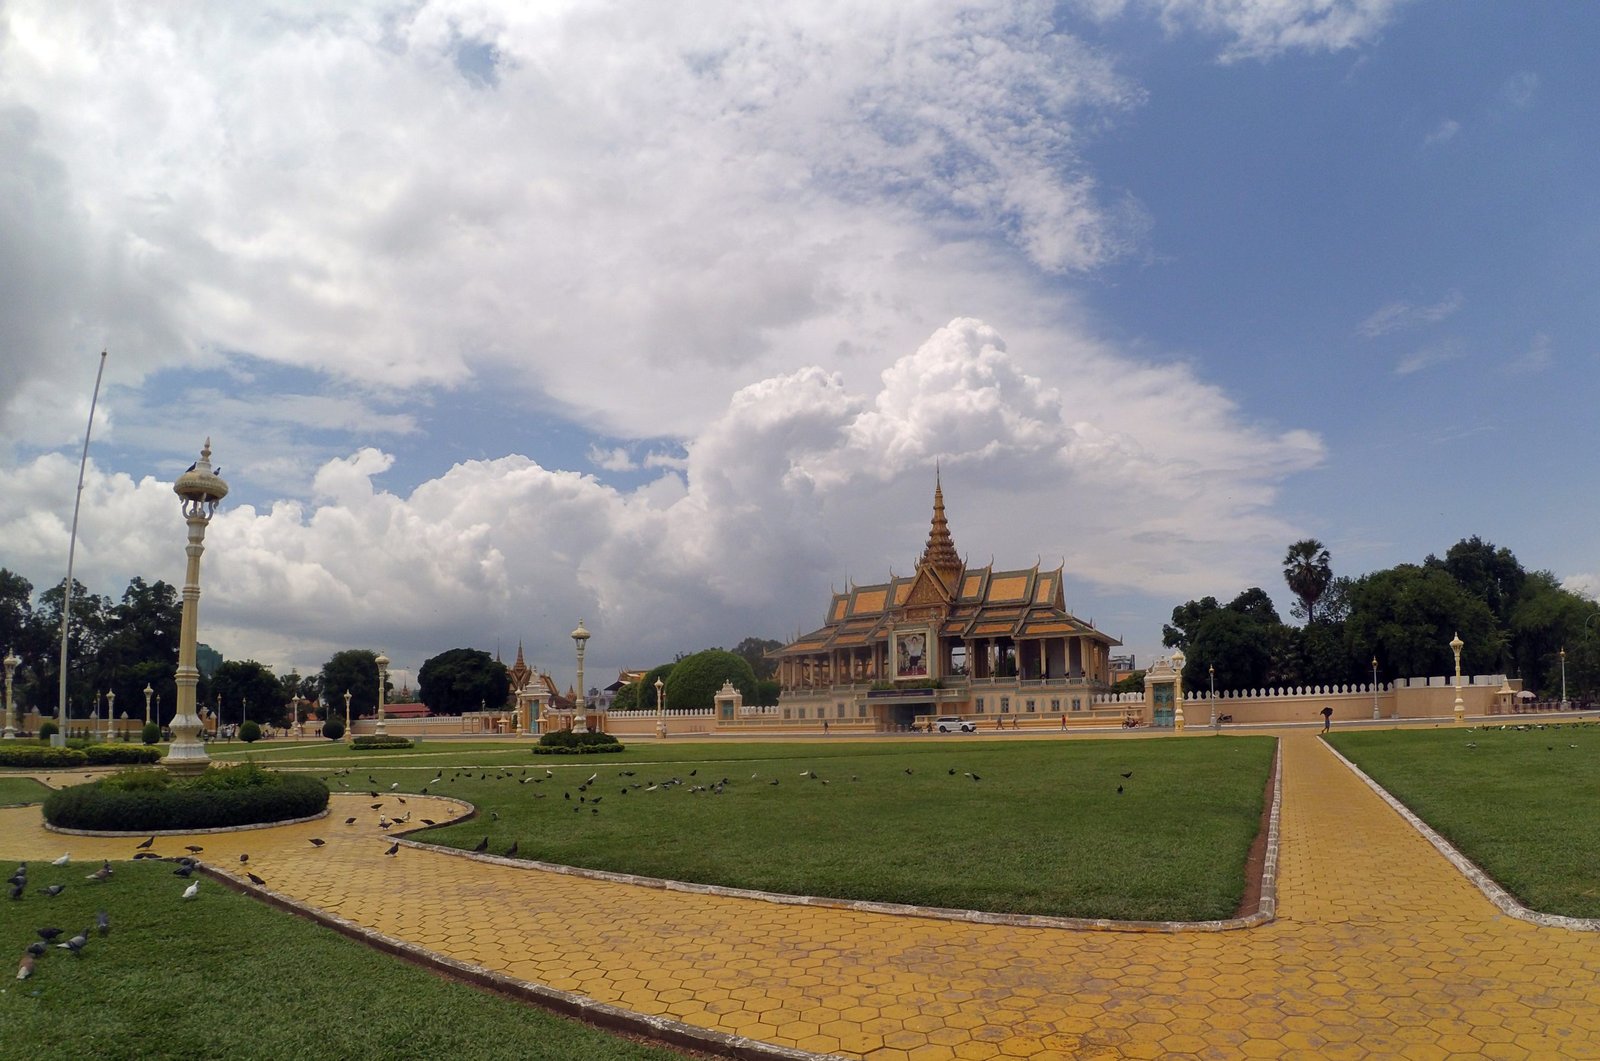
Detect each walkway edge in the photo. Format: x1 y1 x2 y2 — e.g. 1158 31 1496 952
201 865 848 1061
1322 738 1600 933
395 738 1283 935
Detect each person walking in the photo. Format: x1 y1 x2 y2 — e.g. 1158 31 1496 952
1320 705 1333 732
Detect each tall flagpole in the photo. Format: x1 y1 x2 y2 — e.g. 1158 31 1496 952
57 351 108 739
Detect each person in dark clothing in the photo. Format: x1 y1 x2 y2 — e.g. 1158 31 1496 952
1321 706 1333 732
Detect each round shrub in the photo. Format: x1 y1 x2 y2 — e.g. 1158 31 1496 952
0 745 88 768
141 721 162 745
321 718 346 740
351 735 413 750
240 720 261 743
38 721 58 741
43 762 329 831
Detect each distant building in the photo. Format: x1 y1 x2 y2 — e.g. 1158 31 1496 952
771 475 1122 729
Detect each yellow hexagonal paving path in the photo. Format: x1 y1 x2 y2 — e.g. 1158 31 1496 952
5 732 1599 1059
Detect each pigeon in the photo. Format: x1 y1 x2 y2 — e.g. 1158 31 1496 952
96 909 110 936
1116 785 1124 795
51 853 70 866
490 811 500 821
173 865 194 878
420 819 436 826
309 838 326 847
585 772 598 785
132 852 163 861
505 841 519 857
26 941 46 956
965 772 981 782
238 854 249 864
182 881 200 900
17 954 34 980
345 817 357 825
86 862 113 881
390 782 400 790
9 882 22 900
41 884 65 897
57 930 89 956
472 836 489 853
904 769 914 775
37 927 64 942
370 803 384 810
384 842 399 856
1120 771 1133 779
247 872 266 886
948 768 956 775
136 836 155 850
185 845 204 854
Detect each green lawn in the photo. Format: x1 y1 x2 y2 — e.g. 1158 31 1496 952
0 860 683 1061
371 736 1276 922
0 776 51 805
1328 722 1600 918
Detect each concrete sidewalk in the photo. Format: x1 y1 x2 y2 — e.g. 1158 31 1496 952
5 732 1599 1059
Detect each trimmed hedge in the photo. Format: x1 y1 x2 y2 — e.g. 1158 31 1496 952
240 720 261 743
321 718 346 740
43 762 329 831
532 730 625 755
85 744 162 765
0 745 88 768
351 735 414 750
141 722 162 745
38 721 57 741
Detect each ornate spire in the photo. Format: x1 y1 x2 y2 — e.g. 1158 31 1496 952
920 467 961 573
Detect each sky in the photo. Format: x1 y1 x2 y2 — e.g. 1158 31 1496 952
2 1 1596 692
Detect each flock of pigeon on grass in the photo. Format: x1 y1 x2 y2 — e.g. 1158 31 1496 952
11 853 119 982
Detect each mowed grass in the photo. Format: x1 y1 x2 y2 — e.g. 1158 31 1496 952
0 776 51 805
362 736 1277 923
0 860 684 1061
1328 722 1600 918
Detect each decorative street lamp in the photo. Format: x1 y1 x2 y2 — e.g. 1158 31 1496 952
143 683 153 727
1450 632 1465 725
571 620 590 735
162 440 228 774
374 653 390 736
1560 646 1568 710
1372 657 1380 720
343 689 352 740
290 691 299 737
1207 663 1216 728
105 689 115 741
2 648 19 739
655 676 667 740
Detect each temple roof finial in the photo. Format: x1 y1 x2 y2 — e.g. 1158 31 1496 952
921 469 961 573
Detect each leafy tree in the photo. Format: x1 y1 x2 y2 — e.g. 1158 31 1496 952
1183 607 1277 691
1432 536 1525 626
319 649 386 721
1342 565 1499 679
609 682 640 711
731 636 782 680
32 578 112 720
1282 539 1333 623
196 644 222 681
100 577 181 721
754 679 781 706
1163 596 1220 649
663 650 756 711
418 648 510 715
212 660 285 728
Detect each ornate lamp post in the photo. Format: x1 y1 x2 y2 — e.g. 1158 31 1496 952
1372 656 1380 720
570 620 590 735
290 691 299 737
162 440 227 775
2 648 19 739
343 689 352 740
374 653 389 736
105 689 115 741
655 676 667 739
1560 646 1568 710
1450 632 1465 725
1207 663 1216 728
143 683 153 727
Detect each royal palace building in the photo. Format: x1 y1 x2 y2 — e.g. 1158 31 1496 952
771 477 1123 729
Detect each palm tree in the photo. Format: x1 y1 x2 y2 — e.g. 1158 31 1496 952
1283 539 1333 624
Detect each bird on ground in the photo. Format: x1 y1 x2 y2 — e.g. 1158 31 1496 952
96 910 110 936
397 797 406 804
9 882 22 900
51 853 69 866
545 769 553 777
1116 785 1124 795
86 862 113 881
309 838 325 847
184 845 203 854
173 865 193 878
246 872 265 886
769 779 780 786
490 810 500 821
585 772 598 785
420 818 436 826
136 836 155 850
17 954 34 980
429 775 442 785
37 927 64 942
1120 771 1133 779
41 884 65 898
904 769 914 775
132 852 162 861
390 782 400 790
345 817 357 825
238 854 249 864
370 802 383 809
506 841 519 857
948 768 956 775
384 842 399 856
689 769 697 777
473 836 489 852
181 881 199 900
57 929 89 956
26 941 46 956
965 772 981 782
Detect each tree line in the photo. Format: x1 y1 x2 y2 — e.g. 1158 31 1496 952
1159 536 1598 697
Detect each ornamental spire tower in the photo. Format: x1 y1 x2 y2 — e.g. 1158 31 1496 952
919 466 962 584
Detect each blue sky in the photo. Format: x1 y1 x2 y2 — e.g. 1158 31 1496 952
1 1 1594 687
